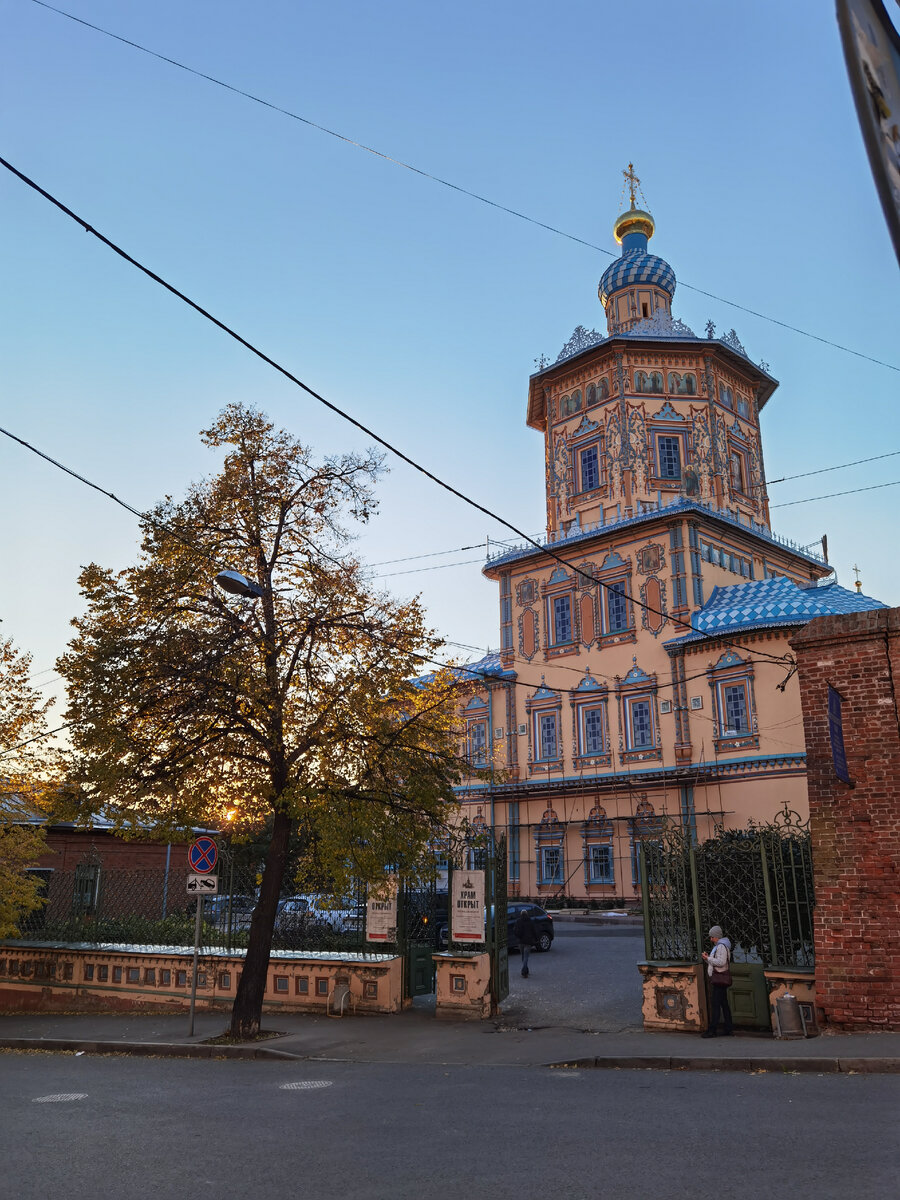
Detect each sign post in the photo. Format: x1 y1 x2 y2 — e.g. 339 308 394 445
187 838 219 1037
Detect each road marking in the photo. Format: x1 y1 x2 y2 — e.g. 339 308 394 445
33 1093 88 1103
280 1080 333 1091
550 1071 581 1078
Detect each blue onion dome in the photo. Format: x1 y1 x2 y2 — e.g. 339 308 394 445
598 206 677 308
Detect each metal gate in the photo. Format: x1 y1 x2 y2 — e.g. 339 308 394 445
398 881 441 999
639 806 814 1028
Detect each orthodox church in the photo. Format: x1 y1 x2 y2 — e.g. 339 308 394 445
454 169 885 902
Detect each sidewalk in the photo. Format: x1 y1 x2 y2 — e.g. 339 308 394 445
2 1006 899 1073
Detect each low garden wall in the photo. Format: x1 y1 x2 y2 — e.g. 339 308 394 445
0 942 404 1015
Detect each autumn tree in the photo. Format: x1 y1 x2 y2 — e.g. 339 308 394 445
58 404 463 1037
0 638 60 937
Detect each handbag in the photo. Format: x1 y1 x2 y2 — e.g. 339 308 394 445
711 945 732 987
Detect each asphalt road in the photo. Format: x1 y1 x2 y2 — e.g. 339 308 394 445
415 925 646 1032
3 1052 898 1200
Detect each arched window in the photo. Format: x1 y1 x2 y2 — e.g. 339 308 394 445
582 805 614 886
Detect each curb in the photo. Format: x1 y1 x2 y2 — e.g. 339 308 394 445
0 1037 303 1061
547 1055 900 1074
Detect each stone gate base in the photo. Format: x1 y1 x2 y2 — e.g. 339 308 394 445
0 942 403 1015
432 951 493 1020
638 962 707 1032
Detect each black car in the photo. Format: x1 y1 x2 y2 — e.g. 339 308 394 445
507 903 554 953
439 902 554 951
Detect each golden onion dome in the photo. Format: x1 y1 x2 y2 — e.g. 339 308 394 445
613 207 655 245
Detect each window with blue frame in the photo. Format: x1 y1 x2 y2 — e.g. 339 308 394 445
536 712 558 760
579 445 600 491
539 845 563 884
606 581 629 633
587 844 614 884
467 720 487 765
551 594 572 644
721 684 749 735
580 705 606 756
657 435 682 479
627 698 654 749
507 802 520 882
500 574 513 650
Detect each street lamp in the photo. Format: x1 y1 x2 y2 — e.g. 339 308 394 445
214 570 264 600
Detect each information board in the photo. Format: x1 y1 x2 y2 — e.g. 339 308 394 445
451 871 485 943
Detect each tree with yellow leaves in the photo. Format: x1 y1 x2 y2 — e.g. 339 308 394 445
58 404 464 1037
0 638 59 938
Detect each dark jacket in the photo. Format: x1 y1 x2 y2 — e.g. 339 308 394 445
514 910 537 947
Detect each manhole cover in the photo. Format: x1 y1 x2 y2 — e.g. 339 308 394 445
33 1093 88 1103
280 1080 333 1091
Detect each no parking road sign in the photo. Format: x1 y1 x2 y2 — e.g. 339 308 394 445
188 836 218 873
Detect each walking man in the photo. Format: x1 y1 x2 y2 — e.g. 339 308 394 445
514 907 537 978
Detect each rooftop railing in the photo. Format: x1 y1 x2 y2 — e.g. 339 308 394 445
484 495 827 567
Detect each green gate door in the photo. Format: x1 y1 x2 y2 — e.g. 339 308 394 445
399 883 438 998
407 941 436 997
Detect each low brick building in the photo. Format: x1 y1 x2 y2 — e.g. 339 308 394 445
791 607 900 1031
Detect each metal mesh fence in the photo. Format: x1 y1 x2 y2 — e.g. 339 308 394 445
18 862 369 955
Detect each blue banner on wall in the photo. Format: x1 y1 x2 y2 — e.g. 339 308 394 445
827 685 852 785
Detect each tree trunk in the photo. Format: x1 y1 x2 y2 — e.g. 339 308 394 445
228 807 293 1038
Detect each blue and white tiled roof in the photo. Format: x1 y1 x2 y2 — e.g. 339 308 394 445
598 250 677 308
664 578 887 647
414 651 516 688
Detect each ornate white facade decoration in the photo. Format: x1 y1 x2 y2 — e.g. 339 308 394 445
720 327 748 357
621 310 696 339
555 325 606 363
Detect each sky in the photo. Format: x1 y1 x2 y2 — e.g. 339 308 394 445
2 0 899 723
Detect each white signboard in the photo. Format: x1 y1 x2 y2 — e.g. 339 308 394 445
451 871 485 943
187 873 218 894
366 884 398 943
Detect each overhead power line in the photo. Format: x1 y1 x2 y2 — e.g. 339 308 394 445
372 557 485 580
366 543 483 568
0 155 799 672
767 449 900 486
27 0 900 375
770 479 900 508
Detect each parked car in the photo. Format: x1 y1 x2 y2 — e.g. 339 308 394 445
275 894 362 940
507 903 554 953
204 894 257 932
438 902 554 952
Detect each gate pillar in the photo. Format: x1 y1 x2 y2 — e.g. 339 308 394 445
432 952 493 1020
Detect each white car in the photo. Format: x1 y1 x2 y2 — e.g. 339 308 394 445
276 894 361 937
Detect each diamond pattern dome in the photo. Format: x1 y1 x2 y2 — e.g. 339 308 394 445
598 251 677 308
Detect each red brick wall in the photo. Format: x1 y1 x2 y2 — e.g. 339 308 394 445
790 608 900 1031
37 830 192 872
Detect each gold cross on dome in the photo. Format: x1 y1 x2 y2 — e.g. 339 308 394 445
623 162 641 208
852 563 862 592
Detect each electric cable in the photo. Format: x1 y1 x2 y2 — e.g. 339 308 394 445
765 449 900 486
24 0 900 375
770 479 900 509
371 557 485 579
0 155 798 669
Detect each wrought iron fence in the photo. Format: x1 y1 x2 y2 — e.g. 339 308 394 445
640 805 815 970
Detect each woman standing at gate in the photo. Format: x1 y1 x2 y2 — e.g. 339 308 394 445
701 925 733 1037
